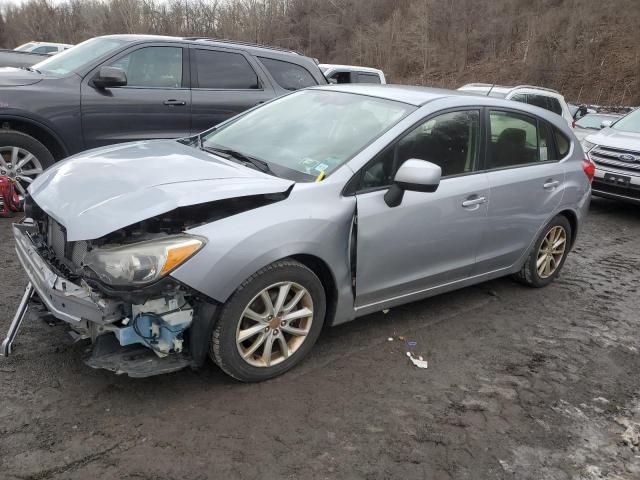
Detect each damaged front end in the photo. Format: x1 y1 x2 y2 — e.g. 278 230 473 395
2 200 222 377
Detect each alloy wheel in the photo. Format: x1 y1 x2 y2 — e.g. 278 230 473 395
0 146 44 196
236 281 314 368
536 225 567 279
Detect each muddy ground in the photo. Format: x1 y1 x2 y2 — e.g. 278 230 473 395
1 197 639 480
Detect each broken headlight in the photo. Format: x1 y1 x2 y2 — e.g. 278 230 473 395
83 235 205 286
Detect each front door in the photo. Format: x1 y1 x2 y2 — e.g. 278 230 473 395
474 110 565 273
352 109 489 308
81 44 191 149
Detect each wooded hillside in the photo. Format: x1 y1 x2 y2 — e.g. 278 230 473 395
1 0 638 105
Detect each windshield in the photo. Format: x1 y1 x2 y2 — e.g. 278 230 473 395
612 109 640 134
15 43 36 52
201 89 415 179
576 114 617 130
32 37 128 75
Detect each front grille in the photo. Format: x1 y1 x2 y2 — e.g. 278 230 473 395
589 146 640 174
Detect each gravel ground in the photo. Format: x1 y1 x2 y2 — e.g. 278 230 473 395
0 197 639 480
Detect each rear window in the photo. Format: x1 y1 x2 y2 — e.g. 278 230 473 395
195 49 259 89
259 57 317 91
357 72 382 84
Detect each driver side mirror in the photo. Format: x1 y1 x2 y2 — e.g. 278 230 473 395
384 159 442 207
600 120 613 129
92 66 127 89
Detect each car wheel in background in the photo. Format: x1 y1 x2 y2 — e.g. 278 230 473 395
0 131 54 197
514 215 572 288
211 259 326 382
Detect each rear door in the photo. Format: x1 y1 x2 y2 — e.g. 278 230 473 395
189 46 275 134
474 109 565 273
81 43 191 148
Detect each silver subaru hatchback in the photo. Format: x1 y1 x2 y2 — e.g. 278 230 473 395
3 85 593 381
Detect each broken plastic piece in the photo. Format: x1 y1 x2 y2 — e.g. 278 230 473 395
387 337 393 342
406 351 428 369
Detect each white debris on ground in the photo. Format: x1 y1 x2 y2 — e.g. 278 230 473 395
406 351 428 369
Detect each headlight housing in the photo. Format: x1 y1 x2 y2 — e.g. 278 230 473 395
581 140 596 153
83 235 205 286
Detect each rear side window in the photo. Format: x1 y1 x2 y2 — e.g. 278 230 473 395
553 128 571 157
487 111 540 168
32 45 58 54
511 93 527 104
546 97 563 116
110 47 183 88
259 57 317 91
538 121 558 161
357 72 382 84
195 49 259 89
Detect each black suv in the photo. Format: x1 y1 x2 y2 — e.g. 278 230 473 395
0 35 327 195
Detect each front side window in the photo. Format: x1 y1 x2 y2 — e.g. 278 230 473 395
488 111 539 168
259 57 317 91
110 47 183 88
195 49 259 89
357 110 480 191
202 90 415 179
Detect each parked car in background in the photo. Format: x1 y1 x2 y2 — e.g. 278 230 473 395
14 42 73 54
568 103 595 122
0 34 326 196
458 83 574 127
573 113 621 142
2 85 592 381
583 108 640 204
0 49 49 68
319 64 386 84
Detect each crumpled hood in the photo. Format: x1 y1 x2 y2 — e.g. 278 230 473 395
29 140 294 241
585 127 640 151
0 67 44 86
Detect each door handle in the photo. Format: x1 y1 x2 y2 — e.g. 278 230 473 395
163 99 186 106
543 180 560 189
462 196 486 208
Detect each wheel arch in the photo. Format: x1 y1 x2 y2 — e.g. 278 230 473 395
0 115 69 160
557 208 578 249
290 253 338 329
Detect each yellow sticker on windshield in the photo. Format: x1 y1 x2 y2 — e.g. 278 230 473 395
315 171 326 182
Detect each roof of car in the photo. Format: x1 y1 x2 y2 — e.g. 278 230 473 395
101 34 303 57
311 84 473 106
458 83 561 98
318 64 384 75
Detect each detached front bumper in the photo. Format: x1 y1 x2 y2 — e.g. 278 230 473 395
12 221 122 327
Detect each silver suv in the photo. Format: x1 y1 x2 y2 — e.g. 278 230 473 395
583 108 640 204
3 85 592 381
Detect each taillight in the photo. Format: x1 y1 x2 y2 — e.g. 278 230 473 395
582 158 595 183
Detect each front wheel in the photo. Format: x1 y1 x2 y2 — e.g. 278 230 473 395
513 215 572 288
210 259 326 382
0 131 54 197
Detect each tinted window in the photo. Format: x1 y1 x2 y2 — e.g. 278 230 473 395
357 110 480 190
357 72 382 84
110 47 182 88
259 57 317 91
528 94 550 111
330 71 352 84
511 93 527 104
553 128 570 157
195 49 259 89
546 97 563 115
488 111 539 168
538 121 557 161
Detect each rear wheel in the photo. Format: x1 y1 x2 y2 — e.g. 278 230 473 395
514 215 572 287
211 259 326 382
0 131 54 197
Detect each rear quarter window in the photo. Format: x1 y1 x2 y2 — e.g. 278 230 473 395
259 57 317 91
553 128 571 157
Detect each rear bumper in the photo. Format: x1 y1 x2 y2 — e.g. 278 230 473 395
12 221 122 326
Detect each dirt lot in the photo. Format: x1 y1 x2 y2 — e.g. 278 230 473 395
1 197 639 480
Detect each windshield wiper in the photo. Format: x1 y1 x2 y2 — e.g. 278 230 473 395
202 146 274 175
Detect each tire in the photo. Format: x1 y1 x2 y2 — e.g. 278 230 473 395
211 259 326 382
513 215 572 288
0 130 54 197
